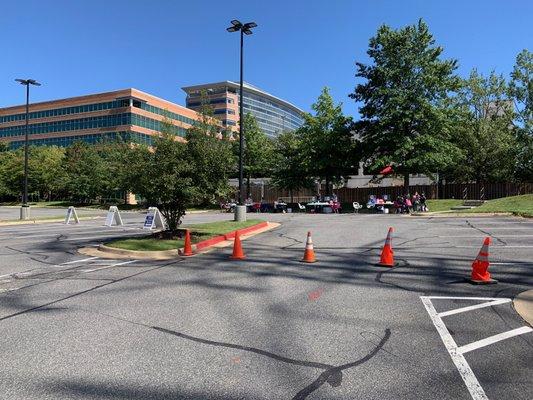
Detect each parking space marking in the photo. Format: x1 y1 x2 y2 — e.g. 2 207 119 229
437 235 533 238
420 296 487 400
61 257 99 265
455 245 533 248
81 260 137 273
421 296 533 400
438 298 511 318
457 327 533 355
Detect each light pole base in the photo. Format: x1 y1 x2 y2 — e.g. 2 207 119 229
20 205 30 220
234 205 247 222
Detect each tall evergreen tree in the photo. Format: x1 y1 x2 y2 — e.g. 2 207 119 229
351 19 461 190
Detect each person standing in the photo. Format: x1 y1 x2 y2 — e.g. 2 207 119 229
413 192 420 212
420 193 427 212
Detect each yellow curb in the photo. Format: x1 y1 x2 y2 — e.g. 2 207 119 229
514 289 533 327
78 222 281 260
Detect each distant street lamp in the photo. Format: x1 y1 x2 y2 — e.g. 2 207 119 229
15 78 41 220
227 19 257 220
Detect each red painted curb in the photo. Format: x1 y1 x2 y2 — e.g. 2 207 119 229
224 221 269 239
195 234 226 250
194 221 269 251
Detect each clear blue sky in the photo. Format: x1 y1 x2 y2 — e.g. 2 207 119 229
1 0 531 116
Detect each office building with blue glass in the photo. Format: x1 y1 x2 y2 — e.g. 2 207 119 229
0 83 304 149
182 81 304 138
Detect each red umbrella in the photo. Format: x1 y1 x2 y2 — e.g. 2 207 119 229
379 166 393 175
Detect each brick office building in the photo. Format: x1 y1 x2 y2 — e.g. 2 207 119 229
0 88 209 148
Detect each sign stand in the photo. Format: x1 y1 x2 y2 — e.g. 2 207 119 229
65 206 79 224
104 206 123 227
143 207 166 230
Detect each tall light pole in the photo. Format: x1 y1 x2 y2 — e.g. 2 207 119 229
227 19 256 221
15 78 41 220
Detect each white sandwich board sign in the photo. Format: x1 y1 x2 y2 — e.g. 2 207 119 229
143 207 165 230
65 206 79 225
104 206 123 227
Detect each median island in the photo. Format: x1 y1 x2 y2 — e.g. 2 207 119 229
107 219 266 251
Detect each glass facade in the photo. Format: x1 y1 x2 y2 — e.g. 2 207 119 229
138 102 197 126
0 113 187 141
241 92 303 138
8 131 153 149
183 82 304 139
0 100 127 123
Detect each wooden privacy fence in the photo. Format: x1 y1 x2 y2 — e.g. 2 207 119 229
439 182 533 200
235 182 533 204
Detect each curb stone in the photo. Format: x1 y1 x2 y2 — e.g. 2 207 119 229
79 221 280 260
514 289 533 327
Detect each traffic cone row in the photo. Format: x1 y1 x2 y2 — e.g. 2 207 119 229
225 225 497 286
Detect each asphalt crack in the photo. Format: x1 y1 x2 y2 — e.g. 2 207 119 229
466 220 507 245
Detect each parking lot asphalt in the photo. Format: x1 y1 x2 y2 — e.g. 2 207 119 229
0 211 531 399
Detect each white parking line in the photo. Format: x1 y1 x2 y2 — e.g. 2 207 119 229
421 296 488 400
437 235 533 238
491 262 531 265
457 327 533 354
81 260 137 273
438 298 511 318
421 296 533 400
61 257 98 265
455 245 533 248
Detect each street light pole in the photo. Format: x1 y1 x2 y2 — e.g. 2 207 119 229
15 78 41 220
227 19 257 221
239 26 244 206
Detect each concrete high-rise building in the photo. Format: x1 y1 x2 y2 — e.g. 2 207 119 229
182 81 304 138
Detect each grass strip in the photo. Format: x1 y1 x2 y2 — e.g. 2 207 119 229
107 219 264 251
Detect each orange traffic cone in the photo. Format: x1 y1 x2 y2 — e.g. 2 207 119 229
470 237 497 284
301 231 317 263
230 230 246 260
181 229 193 256
378 227 395 267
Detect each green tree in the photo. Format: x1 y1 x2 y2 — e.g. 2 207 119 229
125 128 193 233
271 130 314 202
63 141 107 202
0 149 22 199
124 114 233 234
28 145 66 200
187 107 234 206
300 87 354 194
351 19 461 190
509 49 532 133
97 138 132 201
237 113 275 196
509 49 533 181
445 70 517 183
0 146 66 201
